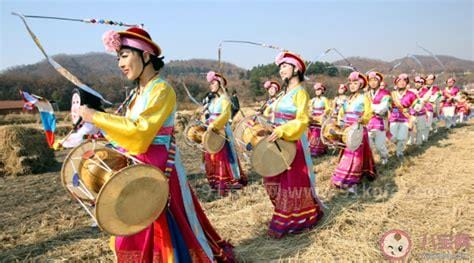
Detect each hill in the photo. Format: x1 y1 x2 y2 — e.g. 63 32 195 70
1 53 473 110
334 55 474 75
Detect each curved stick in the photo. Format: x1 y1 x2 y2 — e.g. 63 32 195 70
12 12 111 105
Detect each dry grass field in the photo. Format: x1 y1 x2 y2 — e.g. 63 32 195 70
0 111 472 262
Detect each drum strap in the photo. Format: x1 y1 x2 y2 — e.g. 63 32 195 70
392 91 412 119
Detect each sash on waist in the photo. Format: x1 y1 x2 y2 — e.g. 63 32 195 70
152 126 174 146
274 112 296 120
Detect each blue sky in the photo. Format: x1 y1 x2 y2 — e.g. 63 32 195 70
1 0 472 71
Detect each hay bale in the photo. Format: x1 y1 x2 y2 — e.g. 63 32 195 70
0 126 56 176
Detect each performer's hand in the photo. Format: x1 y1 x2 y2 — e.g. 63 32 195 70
52 140 63 151
79 105 96 123
267 131 280 142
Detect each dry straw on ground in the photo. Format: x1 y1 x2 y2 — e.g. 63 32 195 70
0 118 472 261
0 126 56 176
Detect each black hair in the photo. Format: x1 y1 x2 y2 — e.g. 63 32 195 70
150 55 165 71
297 71 305 82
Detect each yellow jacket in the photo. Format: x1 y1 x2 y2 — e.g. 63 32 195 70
92 77 176 155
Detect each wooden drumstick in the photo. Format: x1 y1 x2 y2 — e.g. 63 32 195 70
273 140 291 170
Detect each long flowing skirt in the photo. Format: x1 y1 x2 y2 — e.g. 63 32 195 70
331 128 377 189
308 124 327 156
204 142 247 195
114 144 235 262
263 140 324 238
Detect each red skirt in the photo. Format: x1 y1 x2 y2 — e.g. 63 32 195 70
308 124 327 156
263 140 324 238
114 144 235 262
204 142 247 195
331 128 377 189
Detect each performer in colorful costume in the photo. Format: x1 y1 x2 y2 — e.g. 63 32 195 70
389 74 418 158
204 71 248 195
456 92 471 124
331 72 377 192
332 84 349 117
259 80 281 117
441 77 460 129
79 27 235 262
408 76 429 145
264 51 324 238
366 71 391 165
308 82 331 156
425 74 442 133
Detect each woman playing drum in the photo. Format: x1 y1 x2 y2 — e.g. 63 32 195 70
331 72 377 193
441 77 460 129
203 71 247 195
308 82 331 156
265 51 324 238
259 80 281 116
332 84 349 117
79 27 234 262
389 73 418 158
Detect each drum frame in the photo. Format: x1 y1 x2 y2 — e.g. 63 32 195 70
320 118 363 151
233 115 296 177
183 119 207 151
320 117 346 149
61 140 169 235
184 118 228 154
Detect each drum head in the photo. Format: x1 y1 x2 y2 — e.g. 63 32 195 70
202 129 226 154
183 121 206 150
61 140 106 200
95 164 169 236
344 124 363 151
320 118 344 148
233 115 272 153
251 138 296 177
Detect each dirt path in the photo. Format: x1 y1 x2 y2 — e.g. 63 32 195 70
1 122 472 262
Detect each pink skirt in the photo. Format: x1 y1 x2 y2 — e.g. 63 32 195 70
331 128 377 189
308 124 327 156
263 140 324 238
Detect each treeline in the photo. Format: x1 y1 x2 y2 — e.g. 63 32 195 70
7 53 470 110
0 53 348 110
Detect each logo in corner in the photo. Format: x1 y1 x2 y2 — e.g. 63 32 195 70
380 229 412 260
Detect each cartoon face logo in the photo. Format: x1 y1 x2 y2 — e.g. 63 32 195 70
71 92 81 125
380 229 412 260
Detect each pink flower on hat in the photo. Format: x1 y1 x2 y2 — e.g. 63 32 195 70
348 71 367 88
206 71 217 83
399 73 408 80
313 82 325 90
264 81 281 92
348 71 360 81
102 30 121 52
394 73 409 84
414 76 425 84
264 81 272 89
368 71 382 82
206 71 227 86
